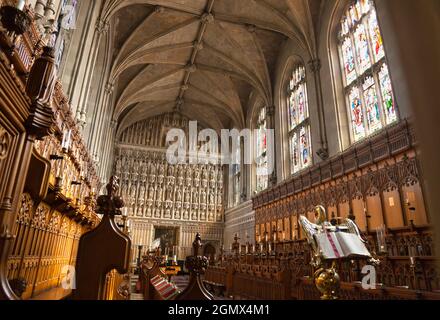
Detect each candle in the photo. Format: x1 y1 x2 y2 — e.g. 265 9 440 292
268 243 272 253
61 130 72 150
16 0 25 11
282 231 286 241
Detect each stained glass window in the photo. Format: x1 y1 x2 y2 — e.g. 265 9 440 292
338 0 398 143
287 65 312 175
256 107 268 192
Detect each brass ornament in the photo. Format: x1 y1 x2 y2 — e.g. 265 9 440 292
314 261 340 300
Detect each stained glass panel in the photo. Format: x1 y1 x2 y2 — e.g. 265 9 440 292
341 17 350 37
342 38 357 85
289 91 296 130
349 4 359 26
290 133 299 174
379 64 397 125
368 9 385 62
299 127 311 168
360 0 370 15
349 87 366 141
297 84 307 124
256 108 268 192
354 24 371 74
363 76 382 134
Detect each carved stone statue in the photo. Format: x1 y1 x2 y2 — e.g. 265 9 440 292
184 188 191 203
193 189 199 203
217 192 222 205
178 165 185 178
156 186 163 201
202 166 208 180
201 190 207 204
167 165 175 177
186 166 192 179
166 186 173 201
158 162 165 176
138 184 145 202
177 188 182 202
148 186 155 200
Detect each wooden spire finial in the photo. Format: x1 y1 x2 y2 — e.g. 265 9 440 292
96 176 124 216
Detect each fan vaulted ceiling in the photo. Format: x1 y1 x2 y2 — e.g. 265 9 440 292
103 0 323 132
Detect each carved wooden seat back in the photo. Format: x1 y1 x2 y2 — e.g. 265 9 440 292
72 177 131 300
175 233 214 300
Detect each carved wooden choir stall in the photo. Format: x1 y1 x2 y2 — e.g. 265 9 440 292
0 1 100 300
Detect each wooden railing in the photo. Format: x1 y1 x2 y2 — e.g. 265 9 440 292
204 266 227 287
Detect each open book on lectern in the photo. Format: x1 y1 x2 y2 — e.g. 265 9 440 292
299 215 371 260
315 232 371 260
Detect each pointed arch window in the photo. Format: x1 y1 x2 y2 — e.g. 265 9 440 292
339 0 398 143
287 65 312 175
256 107 268 193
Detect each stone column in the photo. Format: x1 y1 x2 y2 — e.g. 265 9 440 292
76 18 109 126
34 0 48 19
266 105 277 186
308 58 329 160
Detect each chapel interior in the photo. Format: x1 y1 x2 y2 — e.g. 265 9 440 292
0 0 439 301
